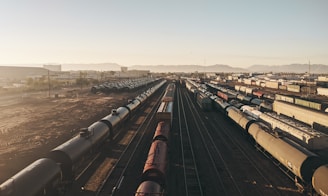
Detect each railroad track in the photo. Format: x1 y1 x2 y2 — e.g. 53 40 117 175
176 87 203 196
95 89 166 196
63 86 167 196
179 86 293 195
182 88 240 195
207 110 299 195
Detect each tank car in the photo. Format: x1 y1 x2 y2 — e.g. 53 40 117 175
227 107 243 124
213 98 230 114
153 121 170 142
312 164 328 196
115 107 130 122
229 100 244 109
125 99 141 113
242 96 253 104
248 122 324 183
135 181 163 196
99 107 129 136
0 158 62 196
142 140 168 186
136 94 148 105
47 121 110 180
227 107 255 131
250 98 263 106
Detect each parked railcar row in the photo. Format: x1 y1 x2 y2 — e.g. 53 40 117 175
237 79 328 97
91 77 159 94
220 101 327 195
275 94 328 112
202 80 328 148
185 79 328 196
135 83 175 195
206 82 273 112
0 80 167 196
235 84 328 112
207 82 328 149
273 101 328 132
241 105 328 151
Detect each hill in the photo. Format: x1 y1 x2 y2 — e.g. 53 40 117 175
130 64 246 73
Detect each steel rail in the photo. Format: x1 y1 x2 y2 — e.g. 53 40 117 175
177 87 203 196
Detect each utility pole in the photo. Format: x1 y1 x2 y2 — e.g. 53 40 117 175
308 60 311 97
309 60 311 79
48 70 50 97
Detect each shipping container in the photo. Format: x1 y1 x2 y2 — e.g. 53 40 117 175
294 98 322 111
237 94 245 101
239 86 247 93
275 94 294 103
235 85 241 91
317 87 328 96
287 84 301 93
265 81 280 89
245 87 254 95
263 93 275 100
244 79 252 85
260 82 266 87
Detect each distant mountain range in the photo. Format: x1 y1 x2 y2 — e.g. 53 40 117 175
130 64 246 73
129 64 328 73
247 64 328 73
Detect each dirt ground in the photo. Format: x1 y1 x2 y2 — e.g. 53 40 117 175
0 88 145 183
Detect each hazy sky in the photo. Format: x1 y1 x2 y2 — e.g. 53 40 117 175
0 0 327 68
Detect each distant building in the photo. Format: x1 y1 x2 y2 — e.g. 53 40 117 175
43 64 62 71
121 67 128 72
114 70 150 78
0 66 48 80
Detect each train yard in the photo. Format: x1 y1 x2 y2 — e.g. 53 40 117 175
1 79 328 196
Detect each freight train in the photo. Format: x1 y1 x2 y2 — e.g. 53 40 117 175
212 96 328 195
135 122 169 196
185 79 328 195
0 80 167 196
206 82 273 112
135 83 175 195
